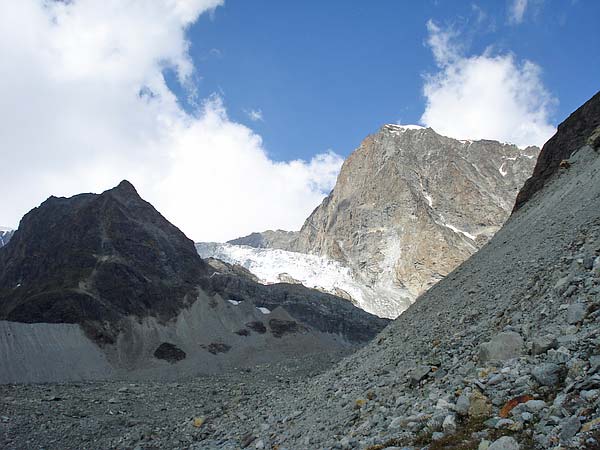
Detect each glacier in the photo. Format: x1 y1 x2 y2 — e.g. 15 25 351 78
195 242 409 318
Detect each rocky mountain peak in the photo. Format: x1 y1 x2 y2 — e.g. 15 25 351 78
106 179 141 201
0 181 208 330
230 126 539 317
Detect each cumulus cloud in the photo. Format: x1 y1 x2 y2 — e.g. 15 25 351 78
509 0 528 24
421 20 556 148
0 1 343 241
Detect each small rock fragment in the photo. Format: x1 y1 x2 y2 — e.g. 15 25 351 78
531 335 558 355
192 417 205 428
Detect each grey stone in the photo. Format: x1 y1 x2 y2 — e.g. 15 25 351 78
388 417 403 430
548 347 571 364
432 432 445 441
409 366 431 386
567 302 588 324
532 363 563 386
494 419 515 429
479 332 524 362
455 392 470 415
442 414 457 433
524 400 547 413
488 436 520 450
531 335 558 355
560 416 581 442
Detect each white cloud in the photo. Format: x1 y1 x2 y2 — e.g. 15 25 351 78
421 20 556 148
0 1 343 241
509 0 528 24
245 108 264 122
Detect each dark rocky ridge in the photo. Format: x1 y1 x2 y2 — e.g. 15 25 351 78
0 181 387 352
514 90 600 211
0 181 208 330
204 273 386 343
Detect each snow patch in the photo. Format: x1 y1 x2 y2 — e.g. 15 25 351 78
499 162 507 177
384 124 426 135
444 223 477 241
256 307 270 315
424 192 433 207
227 300 241 306
434 215 477 245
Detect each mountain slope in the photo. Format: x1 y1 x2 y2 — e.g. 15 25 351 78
217 92 600 449
231 127 539 317
0 181 388 382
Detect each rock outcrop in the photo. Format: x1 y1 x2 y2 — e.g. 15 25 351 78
514 90 600 211
232 126 538 317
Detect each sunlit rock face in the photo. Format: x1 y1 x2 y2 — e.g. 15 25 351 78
231 125 538 318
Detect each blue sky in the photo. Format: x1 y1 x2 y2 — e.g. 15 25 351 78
172 0 600 161
1 1 599 241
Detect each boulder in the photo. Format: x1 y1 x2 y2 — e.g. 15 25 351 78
532 363 563 386
488 436 520 450
479 332 524 362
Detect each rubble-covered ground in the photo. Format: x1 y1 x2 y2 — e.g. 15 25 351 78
0 352 348 450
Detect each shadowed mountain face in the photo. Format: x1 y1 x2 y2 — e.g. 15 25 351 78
0 181 388 355
0 181 208 327
514 90 600 211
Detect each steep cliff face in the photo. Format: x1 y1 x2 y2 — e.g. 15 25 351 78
233 126 538 317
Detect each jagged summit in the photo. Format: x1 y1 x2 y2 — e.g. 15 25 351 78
0 180 208 329
106 179 141 199
383 123 427 132
227 126 539 317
